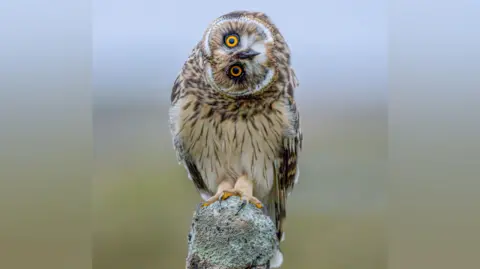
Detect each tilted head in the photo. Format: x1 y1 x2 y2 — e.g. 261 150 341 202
201 11 291 97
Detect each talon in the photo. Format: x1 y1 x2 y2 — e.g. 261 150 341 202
201 188 263 209
221 192 234 200
201 202 213 207
251 200 264 209
253 202 263 209
240 194 264 209
201 192 223 207
202 189 242 207
236 200 247 215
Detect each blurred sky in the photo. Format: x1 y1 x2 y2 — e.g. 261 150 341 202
93 0 387 106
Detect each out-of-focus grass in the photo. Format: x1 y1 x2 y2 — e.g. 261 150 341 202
93 105 386 268
93 167 385 269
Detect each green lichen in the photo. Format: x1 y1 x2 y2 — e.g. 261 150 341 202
187 196 278 268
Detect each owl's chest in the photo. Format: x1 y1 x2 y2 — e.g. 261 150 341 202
190 110 283 157
171 96 289 196
175 96 288 160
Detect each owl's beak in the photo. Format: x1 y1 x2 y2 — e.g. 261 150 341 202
237 49 260 60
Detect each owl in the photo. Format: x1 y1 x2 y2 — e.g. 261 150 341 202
169 11 302 267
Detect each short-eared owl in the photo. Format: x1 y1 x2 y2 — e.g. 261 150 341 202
169 11 302 267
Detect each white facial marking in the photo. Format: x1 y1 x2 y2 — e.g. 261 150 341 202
203 15 276 95
251 41 267 64
240 34 250 49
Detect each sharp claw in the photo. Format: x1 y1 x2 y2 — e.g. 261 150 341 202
202 190 263 210
241 195 263 209
236 200 247 215
202 195 221 207
221 190 240 200
218 192 225 206
253 198 264 209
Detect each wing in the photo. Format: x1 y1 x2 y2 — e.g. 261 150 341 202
268 67 303 242
170 122 209 196
169 45 210 198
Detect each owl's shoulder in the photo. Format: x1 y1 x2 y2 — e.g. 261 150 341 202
170 44 208 104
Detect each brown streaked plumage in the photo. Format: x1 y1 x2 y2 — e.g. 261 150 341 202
169 11 302 267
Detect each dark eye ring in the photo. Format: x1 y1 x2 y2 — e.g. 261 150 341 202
229 64 243 77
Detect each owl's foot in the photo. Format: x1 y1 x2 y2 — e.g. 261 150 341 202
201 189 242 207
201 189 263 209
220 189 242 200
236 192 264 215
221 189 263 208
201 191 225 207
238 192 264 209
201 176 263 209
233 175 263 209
221 189 264 210
201 181 236 207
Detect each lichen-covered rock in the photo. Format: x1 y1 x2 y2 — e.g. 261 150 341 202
186 196 279 269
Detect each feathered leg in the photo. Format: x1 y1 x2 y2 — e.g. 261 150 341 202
232 175 264 209
202 175 264 209
201 180 235 207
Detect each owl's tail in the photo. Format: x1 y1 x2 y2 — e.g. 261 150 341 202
264 196 285 268
270 249 284 268
264 177 287 268
264 193 286 243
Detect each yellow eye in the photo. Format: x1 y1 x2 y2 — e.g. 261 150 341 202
224 34 239 47
229 65 243 77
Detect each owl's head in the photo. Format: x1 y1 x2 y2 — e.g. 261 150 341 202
201 11 288 97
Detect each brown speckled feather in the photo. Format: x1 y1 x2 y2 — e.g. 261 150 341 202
268 64 302 242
